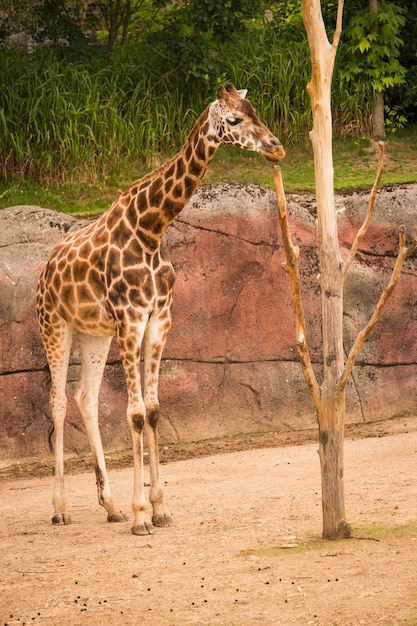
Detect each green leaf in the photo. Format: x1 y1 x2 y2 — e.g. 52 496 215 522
358 38 371 54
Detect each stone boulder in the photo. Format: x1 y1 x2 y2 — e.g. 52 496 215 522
0 183 416 465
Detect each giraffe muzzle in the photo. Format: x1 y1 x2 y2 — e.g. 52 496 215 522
263 141 286 162
259 133 286 162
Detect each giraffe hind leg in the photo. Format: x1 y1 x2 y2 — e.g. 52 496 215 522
74 331 127 523
41 318 73 525
117 320 156 535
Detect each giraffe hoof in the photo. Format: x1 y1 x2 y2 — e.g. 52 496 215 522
152 514 173 528
52 513 72 525
107 511 128 523
131 522 154 536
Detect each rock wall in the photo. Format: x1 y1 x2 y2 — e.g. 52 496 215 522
1 183 416 464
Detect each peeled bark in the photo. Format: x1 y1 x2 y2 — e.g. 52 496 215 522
301 0 349 539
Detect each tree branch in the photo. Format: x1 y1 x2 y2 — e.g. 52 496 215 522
272 165 322 414
338 227 417 392
342 142 385 279
333 0 345 49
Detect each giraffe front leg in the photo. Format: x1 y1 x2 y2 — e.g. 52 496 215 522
119 323 155 534
143 310 173 529
129 409 155 535
146 405 173 528
119 315 171 535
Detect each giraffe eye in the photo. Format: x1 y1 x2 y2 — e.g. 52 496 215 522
226 118 243 126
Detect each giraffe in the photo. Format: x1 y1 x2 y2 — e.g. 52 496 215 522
36 82 285 535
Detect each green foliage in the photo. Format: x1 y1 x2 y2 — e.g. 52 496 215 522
0 0 414 185
342 1 406 92
0 47 175 183
262 0 306 44
395 66 417 122
32 0 88 48
152 0 264 40
146 0 265 86
191 0 264 39
392 0 417 123
0 0 39 41
384 104 407 133
0 22 378 186
223 34 314 142
3 127 417 213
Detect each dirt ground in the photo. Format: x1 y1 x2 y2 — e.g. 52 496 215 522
1 417 416 626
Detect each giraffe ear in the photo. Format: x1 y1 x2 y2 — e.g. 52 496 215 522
217 84 248 100
217 84 227 98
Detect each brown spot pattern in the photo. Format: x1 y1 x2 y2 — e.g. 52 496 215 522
36 87 284 528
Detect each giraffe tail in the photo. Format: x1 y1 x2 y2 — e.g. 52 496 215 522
48 422 55 453
42 363 55 453
42 362 51 389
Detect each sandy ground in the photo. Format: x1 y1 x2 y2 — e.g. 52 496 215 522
1 418 417 626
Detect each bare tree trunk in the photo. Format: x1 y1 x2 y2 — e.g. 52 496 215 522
373 90 386 139
105 0 122 54
317 389 349 538
301 0 349 539
122 0 131 43
369 0 386 138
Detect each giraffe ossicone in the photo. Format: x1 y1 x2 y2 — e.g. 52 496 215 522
36 82 285 535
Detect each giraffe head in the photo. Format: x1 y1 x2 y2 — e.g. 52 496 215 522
209 82 285 162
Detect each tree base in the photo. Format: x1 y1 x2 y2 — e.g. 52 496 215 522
323 519 352 540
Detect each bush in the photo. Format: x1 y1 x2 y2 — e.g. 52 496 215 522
0 24 375 185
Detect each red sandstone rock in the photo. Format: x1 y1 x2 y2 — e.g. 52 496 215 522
0 183 416 464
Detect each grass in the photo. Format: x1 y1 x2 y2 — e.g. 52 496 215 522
356 522 417 540
1 130 416 215
205 129 417 193
247 522 417 557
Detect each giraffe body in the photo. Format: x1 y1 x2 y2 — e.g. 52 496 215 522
36 83 285 535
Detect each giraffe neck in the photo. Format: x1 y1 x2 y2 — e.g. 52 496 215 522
110 106 219 251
